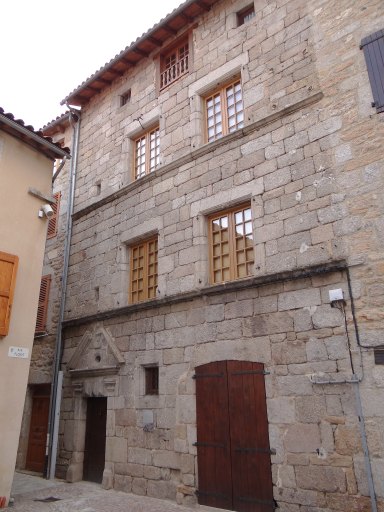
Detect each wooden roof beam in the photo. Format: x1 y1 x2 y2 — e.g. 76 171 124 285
162 23 178 35
179 12 194 23
132 47 149 57
195 1 211 11
148 36 163 47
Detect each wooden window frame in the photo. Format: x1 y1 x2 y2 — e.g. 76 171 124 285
35 274 51 335
47 192 61 239
133 125 160 180
208 203 254 284
237 4 256 26
129 237 158 304
0 251 19 337
160 37 190 90
204 78 244 143
145 366 159 395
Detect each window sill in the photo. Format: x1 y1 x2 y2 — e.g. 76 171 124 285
72 91 324 222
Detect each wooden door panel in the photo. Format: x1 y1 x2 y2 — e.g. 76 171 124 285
83 397 107 483
26 395 50 473
195 361 233 509
228 361 274 512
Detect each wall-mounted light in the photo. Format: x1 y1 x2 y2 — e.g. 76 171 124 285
38 204 54 219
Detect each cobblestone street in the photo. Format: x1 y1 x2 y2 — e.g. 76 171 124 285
9 472 198 512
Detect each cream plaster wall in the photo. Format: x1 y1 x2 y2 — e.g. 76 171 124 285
0 131 53 505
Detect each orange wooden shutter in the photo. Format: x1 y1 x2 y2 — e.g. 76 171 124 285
47 192 61 239
0 251 19 336
35 275 51 334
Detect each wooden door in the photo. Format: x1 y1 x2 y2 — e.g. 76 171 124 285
26 386 50 473
83 397 107 483
195 361 274 512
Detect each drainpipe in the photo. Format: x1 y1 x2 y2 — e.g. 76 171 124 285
46 107 81 480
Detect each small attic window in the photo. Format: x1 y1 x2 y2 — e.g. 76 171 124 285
237 4 255 26
120 89 131 107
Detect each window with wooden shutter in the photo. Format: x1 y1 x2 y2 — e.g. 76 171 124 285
129 237 158 303
361 29 384 113
35 275 51 335
47 192 61 239
208 204 254 284
0 251 19 337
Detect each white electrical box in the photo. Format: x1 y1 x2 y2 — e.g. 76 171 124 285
329 288 344 302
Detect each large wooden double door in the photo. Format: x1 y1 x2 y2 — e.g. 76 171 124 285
195 361 274 512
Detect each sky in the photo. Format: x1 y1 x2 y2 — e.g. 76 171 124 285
1 0 182 129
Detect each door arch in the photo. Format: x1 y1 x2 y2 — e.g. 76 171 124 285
195 360 274 511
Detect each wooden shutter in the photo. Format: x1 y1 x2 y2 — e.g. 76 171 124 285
0 251 19 336
35 275 51 334
47 192 61 239
361 29 384 113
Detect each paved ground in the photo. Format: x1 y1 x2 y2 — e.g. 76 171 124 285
9 472 202 512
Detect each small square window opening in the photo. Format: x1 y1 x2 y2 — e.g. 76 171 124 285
237 5 255 26
145 366 159 395
121 89 131 106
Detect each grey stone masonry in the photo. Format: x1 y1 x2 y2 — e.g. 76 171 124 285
54 0 384 511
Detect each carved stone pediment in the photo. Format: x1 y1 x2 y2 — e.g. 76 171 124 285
67 325 125 378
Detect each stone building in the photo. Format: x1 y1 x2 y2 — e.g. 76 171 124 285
16 112 74 475
27 0 384 510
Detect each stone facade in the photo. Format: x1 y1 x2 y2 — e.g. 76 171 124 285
37 0 384 510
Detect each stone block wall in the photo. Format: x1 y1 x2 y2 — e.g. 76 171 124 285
56 0 384 510
59 269 382 510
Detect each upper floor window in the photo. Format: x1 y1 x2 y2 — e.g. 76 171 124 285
134 126 160 180
360 29 384 113
129 237 158 303
208 204 254 284
205 79 244 143
160 39 189 90
47 192 61 239
237 4 255 26
120 89 131 107
35 275 51 335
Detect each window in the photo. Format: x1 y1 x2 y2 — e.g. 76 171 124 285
145 366 159 395
361 29 384 113
134 126 160 180
129 237 158 303
237 4 255 26
160 39 189 90
374 348 384 365
35 275 51 335
205 79 244 142
120 89 131 106
208 204 254 284
0 251 18 336
47 192 61 239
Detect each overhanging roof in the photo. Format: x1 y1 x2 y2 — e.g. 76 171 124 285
0 107 71 160
61 0 219 107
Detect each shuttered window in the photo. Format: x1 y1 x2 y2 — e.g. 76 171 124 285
47 192 61 239
35 275 51 335
208 204 254 284
129 238 158 303
361 29 384 113
0 251 19 336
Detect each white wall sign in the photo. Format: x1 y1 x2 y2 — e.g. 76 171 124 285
8 346 29 359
